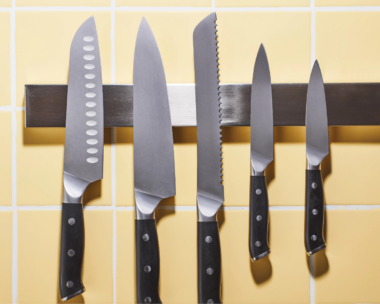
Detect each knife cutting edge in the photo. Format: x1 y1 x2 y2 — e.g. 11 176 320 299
194 12 224 304
133 17 176 304
59 16 104 301
249 44 273 262
305 60 329 255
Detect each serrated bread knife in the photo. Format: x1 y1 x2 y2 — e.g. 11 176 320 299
194 13 224 303
59 16 104 301
133 18 176 304
305 61 329 255
249 44 273 262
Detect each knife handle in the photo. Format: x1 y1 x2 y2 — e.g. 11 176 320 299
59 203 85 301
136 219 162 304
249 176 270 262
305 169 326 255
198 221 222 304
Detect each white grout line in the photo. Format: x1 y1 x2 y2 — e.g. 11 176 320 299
310 254 315 304
211 0 215 11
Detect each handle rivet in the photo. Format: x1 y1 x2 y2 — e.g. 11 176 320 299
144 297 152 303
142 234 150 241
312 183 318 189
312 209 318 215
207 300 214 304
311 235 317 241
68 218 75 225
256 215 262 221
68 249 75 257
66 281 74 288
206 267 214 275
144 265 151 273
205 236 212 243
256 189 262 195
255 241 261 247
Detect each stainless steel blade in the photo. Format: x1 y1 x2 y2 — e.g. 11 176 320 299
133 18 175 215
64 16 104 189
250 44 273 174
194 13 224 220
306 61 329 167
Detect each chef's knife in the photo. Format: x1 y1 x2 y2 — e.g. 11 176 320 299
305 61 329 255
194 13 224 304
133 17 176 304
59 16 104 301
249 44 273 262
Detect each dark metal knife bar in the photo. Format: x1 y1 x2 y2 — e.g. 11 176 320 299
25 83 380 127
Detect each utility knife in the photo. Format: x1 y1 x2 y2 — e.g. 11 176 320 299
194 13 224 304
249 44 273 262
305 61 329 255
59 16 104 301
133 17 176 304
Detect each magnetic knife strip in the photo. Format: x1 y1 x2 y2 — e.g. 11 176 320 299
25 83 380 127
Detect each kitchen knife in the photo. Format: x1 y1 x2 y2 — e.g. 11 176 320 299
59 16 104 301
133 17 176 304
194 13 224 304
249 44 273 262
305 61 329 255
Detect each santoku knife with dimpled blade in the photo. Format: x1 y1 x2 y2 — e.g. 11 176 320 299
194 12 224 304
59 16 104 302
249 44 273 262
305 61 329 256
133 17 176 304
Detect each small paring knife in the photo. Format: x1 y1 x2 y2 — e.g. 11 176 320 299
59 16 104 301
305 61 329 256
249 44 273 262
133 17 176 304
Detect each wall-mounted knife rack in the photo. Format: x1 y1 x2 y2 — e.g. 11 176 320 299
25 83 380 127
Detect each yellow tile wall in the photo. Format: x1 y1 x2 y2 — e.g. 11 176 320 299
0 1 378 304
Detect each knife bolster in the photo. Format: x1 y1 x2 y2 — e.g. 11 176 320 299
63 173 90 204
135 190 162 220
197 193 223 222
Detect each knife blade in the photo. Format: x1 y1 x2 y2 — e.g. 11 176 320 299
133 17 175 304
249 44 273 262
305 60 329 255
59 16 104 301
194 12 224 304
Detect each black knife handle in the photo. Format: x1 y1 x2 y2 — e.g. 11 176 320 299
198 221 222 304
59 203 85 301
305 169 326 255
136 219 161 304
249 176 270 261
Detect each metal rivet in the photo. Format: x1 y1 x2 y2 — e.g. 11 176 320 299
144 297 152 303
68 249 75 257
144 265 151 273
142 234 150 241
206 268 214 275
256 189 262 195
312 209 318 215
66 281 74 288
68 218 75 225
255 241 261 247
256 215 262 221
205 236 212 243
311 235 317 241
207 300 214 304
312 183 318 189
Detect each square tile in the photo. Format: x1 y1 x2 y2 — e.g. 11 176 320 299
116 0 210 6
17 112 112 206
17 0 110 6
0 112 12 206
315 209 380 303
0 0 11 6
217 11 311 84
0 211 12 304
16 11 112 107
115 11 210 84
316 0 380 6
216 0 309 7
220 210 310 303
116 210 197 303
0 13 11 105
18 210 113 304
316 12 380 82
